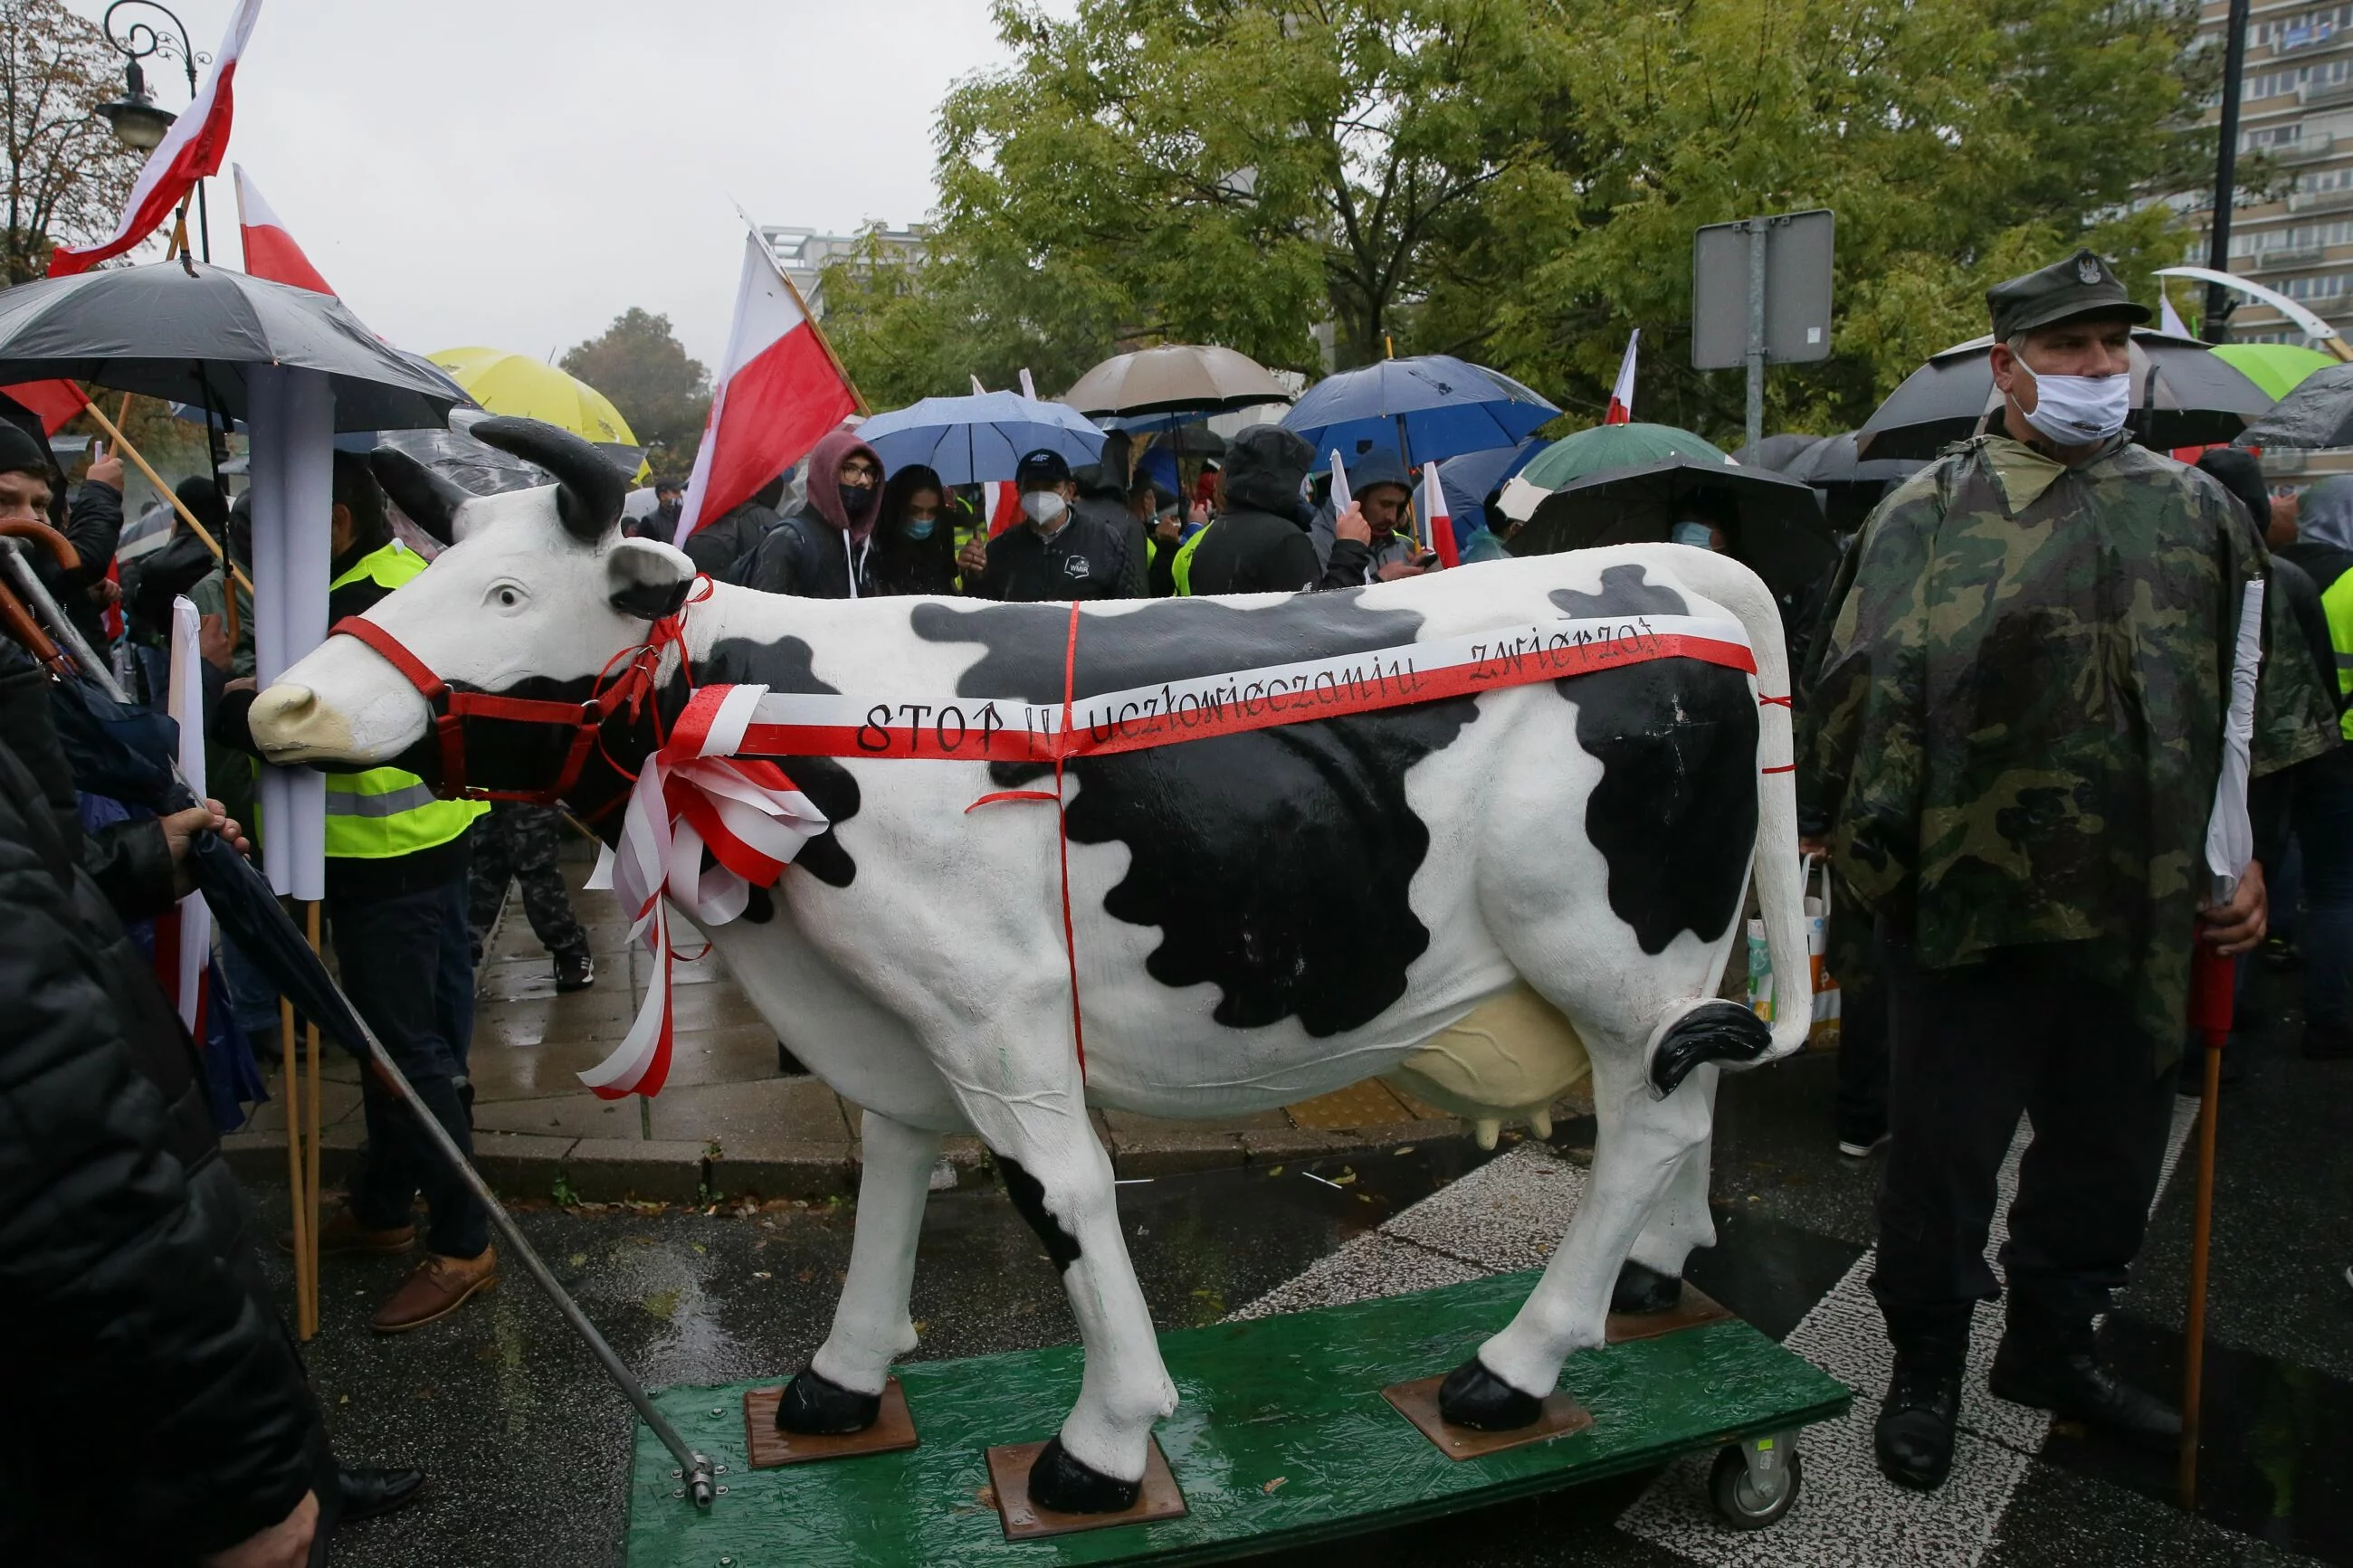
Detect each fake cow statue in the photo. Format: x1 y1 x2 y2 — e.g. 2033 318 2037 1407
251 420 1811 1514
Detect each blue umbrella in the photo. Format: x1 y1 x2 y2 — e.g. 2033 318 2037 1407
1438 437 1548 537
861 391 1105 485
1282 355 1558 469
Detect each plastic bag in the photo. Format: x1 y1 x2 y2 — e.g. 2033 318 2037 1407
1748 854 1842 1049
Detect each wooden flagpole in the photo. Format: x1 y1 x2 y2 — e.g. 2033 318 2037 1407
78 398 254 598
279 991 313 1338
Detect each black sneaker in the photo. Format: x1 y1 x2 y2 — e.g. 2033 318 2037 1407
1837 1121 1890 1159
1875 1358 1962 1491
1987 1337 2180 1450
554 949 595 993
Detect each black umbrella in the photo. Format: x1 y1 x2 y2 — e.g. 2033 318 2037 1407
1785 432 1924 487
2234 361 2353 450
1730 432 1825 472
1513 455 1834 603
1855 328 2271 461
0 260 459 432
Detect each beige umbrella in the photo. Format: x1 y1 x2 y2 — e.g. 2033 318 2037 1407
1061 343 1291 421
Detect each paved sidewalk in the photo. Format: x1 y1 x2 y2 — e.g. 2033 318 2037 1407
225 844 1563 1202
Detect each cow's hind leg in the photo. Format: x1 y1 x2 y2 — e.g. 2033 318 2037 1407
776 1110 943 1433
1441 1050 1719 1429
1615 1070 1720 1313
952 1059 1176 1512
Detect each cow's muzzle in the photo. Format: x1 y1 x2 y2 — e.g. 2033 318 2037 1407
249 680 357 763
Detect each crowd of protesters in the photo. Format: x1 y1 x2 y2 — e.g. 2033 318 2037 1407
7 242 2353 1563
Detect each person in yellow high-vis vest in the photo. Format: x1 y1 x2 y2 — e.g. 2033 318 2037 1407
2273 468 2353 1061
222 453 498 1334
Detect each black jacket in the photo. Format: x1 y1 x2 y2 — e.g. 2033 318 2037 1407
1073 493 1150 597
0 658 320 1564
736 506 879 599
28 478 125 653
122 527 219 646
970 512 1140 602
682 497 782 584
1181 504 1369 595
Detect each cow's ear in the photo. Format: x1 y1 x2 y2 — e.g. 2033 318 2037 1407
606 537 695 621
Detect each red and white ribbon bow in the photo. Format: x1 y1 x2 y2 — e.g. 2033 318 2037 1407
580 684 829 1098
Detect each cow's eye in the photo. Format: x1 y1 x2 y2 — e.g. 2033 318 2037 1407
488 581 529 613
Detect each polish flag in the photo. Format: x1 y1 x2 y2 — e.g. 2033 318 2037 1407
675 231 860 544
0 379 89 434
981 481 1025 538
1604 329 1639 424
1417 461 1459 568
233 166 333 295
49 0 266 277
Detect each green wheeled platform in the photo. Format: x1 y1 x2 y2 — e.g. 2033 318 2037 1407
622 1270 1851 1566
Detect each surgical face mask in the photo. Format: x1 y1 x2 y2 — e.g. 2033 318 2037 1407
2014 356 2129 447
902 516 937 541
1022 490 1069 527
1670 521 1715 549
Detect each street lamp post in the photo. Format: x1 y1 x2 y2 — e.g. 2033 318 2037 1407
94 1 210 262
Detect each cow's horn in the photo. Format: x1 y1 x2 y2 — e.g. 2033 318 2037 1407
367 448 469 546
467 416 625 543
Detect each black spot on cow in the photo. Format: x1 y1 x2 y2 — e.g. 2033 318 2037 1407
911 594 1477 1037
996 1155 1082 1271
702 634 862 888
1548 570 1756 954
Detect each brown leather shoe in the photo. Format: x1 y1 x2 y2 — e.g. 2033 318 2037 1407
369 1247 498 1334
281 1208 416 1257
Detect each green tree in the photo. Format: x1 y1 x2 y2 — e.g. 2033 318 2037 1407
559 308 711 480
0 0 141 284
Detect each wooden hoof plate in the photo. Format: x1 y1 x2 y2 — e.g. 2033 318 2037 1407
742 1379 919 1469
985 1437 1186 1540
1605 1283 1735 1345
1383 1373 1594 1460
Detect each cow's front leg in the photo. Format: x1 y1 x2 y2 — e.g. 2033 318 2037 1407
955 1058 1176 1512
776 1110 943 1434
1443 1051 1718 1428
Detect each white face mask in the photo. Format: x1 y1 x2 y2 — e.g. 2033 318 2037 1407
1022 490 1069 527
2014 356 2130 447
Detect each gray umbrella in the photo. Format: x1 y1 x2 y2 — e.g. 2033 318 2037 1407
1513 454 1834 604
0 259 458 432
1730 432 1825 472
1784 432 1923 487
1855 329 2271 460
2233 361 2353 450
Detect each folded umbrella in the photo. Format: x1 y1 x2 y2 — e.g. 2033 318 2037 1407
0 261 459 432
1856 328 2271 461
1282 354 1558 469
861 391 1105 485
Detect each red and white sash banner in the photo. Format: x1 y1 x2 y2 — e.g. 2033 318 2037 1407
50 0 266 277
579 683 829 1098
725 613 1756 766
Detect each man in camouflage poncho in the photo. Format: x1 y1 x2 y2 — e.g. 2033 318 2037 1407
1801 250 2339 1493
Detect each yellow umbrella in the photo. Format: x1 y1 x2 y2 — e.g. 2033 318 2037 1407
424 347 647 478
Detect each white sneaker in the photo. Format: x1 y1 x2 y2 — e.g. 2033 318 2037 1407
1838 1130 1891 1159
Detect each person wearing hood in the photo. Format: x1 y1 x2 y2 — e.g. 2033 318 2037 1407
1072 459 1148 596
867 463 961 596
2277 470 2353 1060
0 416 123 656
736 430 887 599
1309 446 1427 584
1175 424 1369 595
123 475 231 704
957 448 1140 602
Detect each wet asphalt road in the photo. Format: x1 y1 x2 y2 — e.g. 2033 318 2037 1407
269 972 2353 1568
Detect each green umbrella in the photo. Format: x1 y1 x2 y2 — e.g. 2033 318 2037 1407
2208 343 2336 402
1516 422 1736 491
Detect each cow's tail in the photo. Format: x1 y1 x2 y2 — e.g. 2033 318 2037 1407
1640 550 1811 1098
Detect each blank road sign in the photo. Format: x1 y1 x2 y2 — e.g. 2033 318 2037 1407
1691 209 1835 370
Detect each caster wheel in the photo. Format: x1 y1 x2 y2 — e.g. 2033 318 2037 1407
1710 1441 1801 1529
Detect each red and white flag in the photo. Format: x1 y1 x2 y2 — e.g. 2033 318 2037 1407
0 379 88 434
49 0 266 277
233 166 333 295
981 480 1024 537
1417 461 1459 568
1605 329 1639 424
673 231 860 545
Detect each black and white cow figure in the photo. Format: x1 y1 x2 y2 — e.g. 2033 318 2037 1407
251 419 1812 1514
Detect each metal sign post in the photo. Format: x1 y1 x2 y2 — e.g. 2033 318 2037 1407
1693 209 1836 448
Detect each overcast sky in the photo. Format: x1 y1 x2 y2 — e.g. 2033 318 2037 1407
65 0 1048 368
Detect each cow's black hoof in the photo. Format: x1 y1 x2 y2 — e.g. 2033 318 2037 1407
1028 1436 1141 1514
1649 1000 1773 1097
1438 1357 1546 1431
774 1365 880 1434
1612 1258 1684 1315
